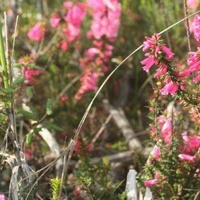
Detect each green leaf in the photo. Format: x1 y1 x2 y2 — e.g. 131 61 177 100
17 108 38 121
12 77 25 86
0 87 15 94
26 133 33 145
102 157 110 166
26 87 33 99
46 99 53 115
45 121 64 132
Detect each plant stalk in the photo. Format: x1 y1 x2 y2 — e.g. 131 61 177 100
0 22 9 89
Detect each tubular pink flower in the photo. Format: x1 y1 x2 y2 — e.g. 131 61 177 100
177 69 192 78
161 45 174 61
140 53 157 72
182 132 200 153
144 179 158 188
161 119 172 144
154 63 167 78
27 22 44 42
190 14 200 41
160 80 178 95
186 49 200 83
50 14 61 28
178 154 196 163
144 172 160 188
152 145 161 160
187 50 200 72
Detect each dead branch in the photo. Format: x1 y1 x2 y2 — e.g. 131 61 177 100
103 99 142 150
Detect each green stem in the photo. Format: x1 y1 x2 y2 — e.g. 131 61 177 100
0 22 9 89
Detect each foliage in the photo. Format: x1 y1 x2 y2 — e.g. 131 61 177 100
0 0 200 199
50 177 61 200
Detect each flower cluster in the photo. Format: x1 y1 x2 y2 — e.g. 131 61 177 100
75 0 121 99
186 48 200 83
140 34 180 95
27 22 45 42
178 132 200 163
87 0 121 41
50 1 87 50
75 69 98 100
19 56 41 85
157 115 172 145
27 0 121 100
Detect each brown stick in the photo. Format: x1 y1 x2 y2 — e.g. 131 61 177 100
103 99 142 150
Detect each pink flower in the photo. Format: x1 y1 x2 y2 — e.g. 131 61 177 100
157 115 172 144
182 132 200 153
187 0 199 9
140 53 157 72
75 187 81 196
161 119 172 144
60 95 69 104
25 148 34 160
190 14 200 41
27 22 44 42
50 14 61 28
154 63 167 78
64 23 80 42
74 138 82 153
86 0 105 11
187 50 200 71
87 0 121 41
177 69 192 77
193 74 200 83
101 44 114 62
60 40 68 51
0 194 5 200
160 80 178 95
152 145 161 160
142 34 160 52
144 179 158 188
86 48 100 60
24 68 40 84
178 154 196 163
75 71 98 100
86 143 93 152
63 1 73 9
65 3 87 27
186 48 200 83
144 172 160 188
19 56 41 85
161 45 174 61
